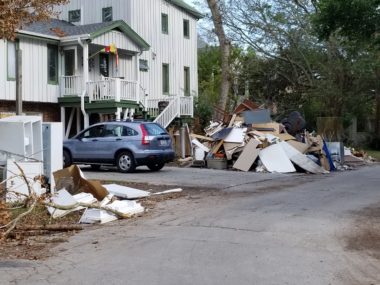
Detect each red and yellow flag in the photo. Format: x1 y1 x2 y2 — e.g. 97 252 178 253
101 43 119 66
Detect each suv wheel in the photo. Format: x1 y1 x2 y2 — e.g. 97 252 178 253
116 151 136 173
147 162 165 171
63 149 72 168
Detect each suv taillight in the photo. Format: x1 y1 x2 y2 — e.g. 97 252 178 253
140 124 150 145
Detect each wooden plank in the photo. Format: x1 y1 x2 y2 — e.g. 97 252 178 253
233 139 260 172
212 140 224 154
252 122 280 134
277 133 295 141
287 140 309 154
228 114 237 127
190 133 215 142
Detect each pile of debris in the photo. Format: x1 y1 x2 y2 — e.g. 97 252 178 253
190 100 371 173
48 165 182 224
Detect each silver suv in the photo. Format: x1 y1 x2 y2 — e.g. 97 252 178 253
63 121 175 173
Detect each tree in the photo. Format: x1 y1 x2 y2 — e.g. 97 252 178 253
206 0 232 120
0 0 68 40
314 0 380 143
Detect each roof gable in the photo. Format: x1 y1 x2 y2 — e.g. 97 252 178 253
19 19 150 51
166 0 204 19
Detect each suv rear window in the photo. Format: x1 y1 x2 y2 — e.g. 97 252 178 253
143 123 167 135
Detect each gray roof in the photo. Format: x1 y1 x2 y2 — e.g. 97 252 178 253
21 19 121 38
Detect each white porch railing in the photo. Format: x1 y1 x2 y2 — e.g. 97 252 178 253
87 78 116 102
120 80 138 102
60 75 83 96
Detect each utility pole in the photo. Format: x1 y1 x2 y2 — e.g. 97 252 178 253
16 48 22 115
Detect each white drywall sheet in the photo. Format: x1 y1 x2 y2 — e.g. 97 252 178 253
259 144 296 173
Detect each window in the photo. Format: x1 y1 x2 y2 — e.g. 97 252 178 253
69 9 81 22
184 67 190 96
162 64 169 94
102 7 113 22
161 13 168 34
7 41 16 81
183 19 190 38
81 125 105 139
139 59 149 72
144 123 167 135
47 44 58 84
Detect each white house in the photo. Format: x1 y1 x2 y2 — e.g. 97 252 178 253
0 0 202 137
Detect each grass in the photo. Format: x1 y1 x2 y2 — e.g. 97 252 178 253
366 149 380 161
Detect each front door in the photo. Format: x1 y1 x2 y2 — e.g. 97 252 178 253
99 53 109 77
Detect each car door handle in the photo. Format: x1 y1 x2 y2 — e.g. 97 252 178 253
116 138 122 141
92 139 98 141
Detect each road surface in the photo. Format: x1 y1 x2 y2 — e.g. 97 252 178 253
1 165 380 285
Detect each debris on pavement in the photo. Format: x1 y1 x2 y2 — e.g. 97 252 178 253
189 100 375 173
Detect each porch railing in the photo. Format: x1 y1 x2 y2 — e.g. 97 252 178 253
120 80 138 102
60 75 83 96
87 78 116 102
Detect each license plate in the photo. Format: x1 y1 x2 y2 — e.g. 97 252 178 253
159 140 168 146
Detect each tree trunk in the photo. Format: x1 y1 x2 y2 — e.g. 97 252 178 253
206 0 231 120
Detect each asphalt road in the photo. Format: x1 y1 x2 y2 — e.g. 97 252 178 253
1 165 380 285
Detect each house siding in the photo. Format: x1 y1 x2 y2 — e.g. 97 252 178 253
55 0 199 99
0 38 60 103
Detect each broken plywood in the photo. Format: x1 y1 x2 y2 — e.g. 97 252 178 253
259 144 296 173
233 139 260 172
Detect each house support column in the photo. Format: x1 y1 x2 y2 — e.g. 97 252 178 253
79 39 89 129
115 107 122 121
61 107 66 138
65 108 75 139
130 108 135 121
123 108 129 121
76 107 81 133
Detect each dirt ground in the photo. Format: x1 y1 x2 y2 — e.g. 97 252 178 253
345 204 380 260
0 182 200 260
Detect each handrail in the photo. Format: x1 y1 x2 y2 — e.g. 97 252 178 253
154 97 179 128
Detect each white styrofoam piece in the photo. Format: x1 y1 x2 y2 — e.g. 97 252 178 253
344 147 352 156
79 200 144 224
192 139 210 153
6 159 44 202
100 194 114 207
47 189 80 218
79 208 118 224
103 184 150 199
107 200 144 216
280 142 327 174
194 147 206 160
259 144 296 173
224 128 247 143
73 192 97 205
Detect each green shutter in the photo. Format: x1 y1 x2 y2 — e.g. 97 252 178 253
184 66 190 95
183 19 190 38
162 13 168 34
47 44 58 85
163 64 169 94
